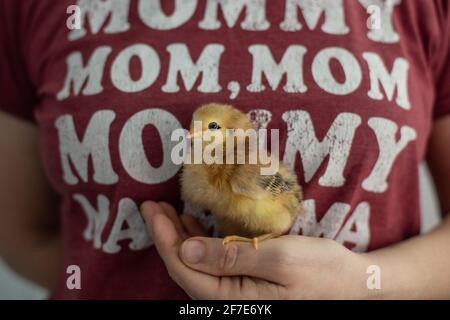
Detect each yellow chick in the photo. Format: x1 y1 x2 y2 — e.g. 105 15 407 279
180 103 303 248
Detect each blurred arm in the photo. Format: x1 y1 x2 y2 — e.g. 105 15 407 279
427 116 450 215
365 115 450 299
0 111 62 290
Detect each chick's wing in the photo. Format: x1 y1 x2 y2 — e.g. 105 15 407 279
229 165 300 200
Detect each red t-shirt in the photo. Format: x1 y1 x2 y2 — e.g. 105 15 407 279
1 0 450 299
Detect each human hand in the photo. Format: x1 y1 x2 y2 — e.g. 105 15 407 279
141 201 374 299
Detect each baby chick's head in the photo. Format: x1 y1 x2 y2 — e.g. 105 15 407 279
188 103 253 140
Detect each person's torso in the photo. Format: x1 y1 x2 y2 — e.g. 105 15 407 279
14 0 444 298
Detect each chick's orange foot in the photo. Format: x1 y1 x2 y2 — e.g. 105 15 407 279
222 233 275 249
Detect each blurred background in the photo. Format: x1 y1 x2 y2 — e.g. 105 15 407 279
0 163 442 299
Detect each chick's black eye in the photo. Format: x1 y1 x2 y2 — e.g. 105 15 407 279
208 122 221 130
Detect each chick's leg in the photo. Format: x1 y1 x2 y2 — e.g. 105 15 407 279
222 233 276 249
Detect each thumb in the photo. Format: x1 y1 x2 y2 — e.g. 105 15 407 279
179 237 289 285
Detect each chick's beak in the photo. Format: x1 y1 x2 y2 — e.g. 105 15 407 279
186 129 202 139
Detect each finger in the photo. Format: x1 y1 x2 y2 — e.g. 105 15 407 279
159 202 189 239
141 201 188 239
141 204 222 299
179 236 292 285
181 213 208 237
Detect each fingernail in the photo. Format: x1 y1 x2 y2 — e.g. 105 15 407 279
181 240 205 264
